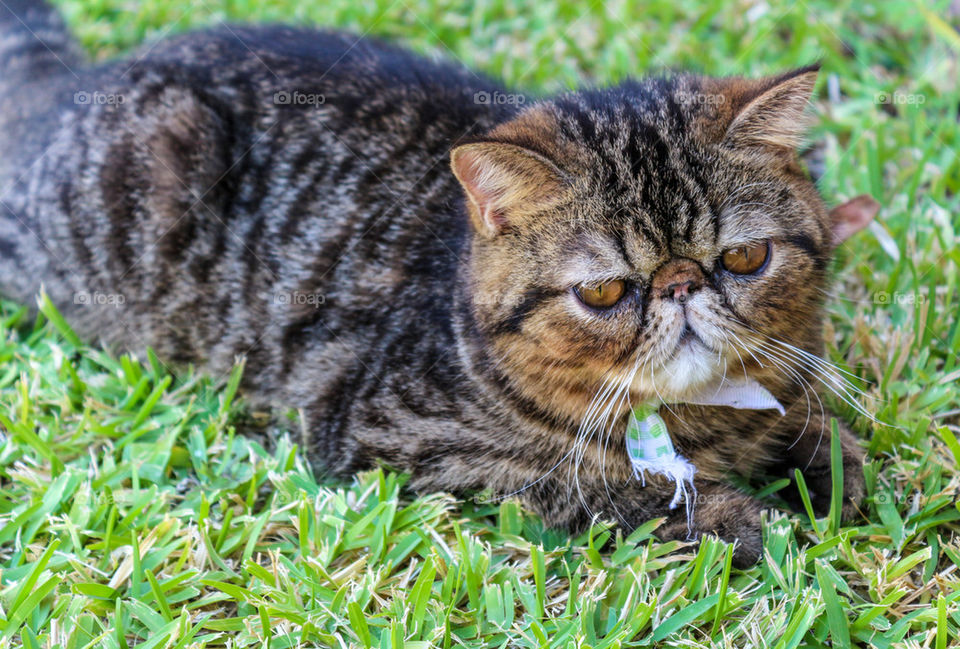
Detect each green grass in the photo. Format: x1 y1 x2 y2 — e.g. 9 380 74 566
1 0 959 645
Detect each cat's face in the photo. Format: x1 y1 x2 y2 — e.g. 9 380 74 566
453 68 875 424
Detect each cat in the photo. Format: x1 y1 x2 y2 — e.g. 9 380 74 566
0 0 878 565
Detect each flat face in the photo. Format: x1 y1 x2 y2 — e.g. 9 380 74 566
461 74 831 418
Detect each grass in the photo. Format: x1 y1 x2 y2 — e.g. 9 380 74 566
0 0 959 645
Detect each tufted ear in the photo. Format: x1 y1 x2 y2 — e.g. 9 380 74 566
829 194 879 246
450 141 569 237
720 65 820 154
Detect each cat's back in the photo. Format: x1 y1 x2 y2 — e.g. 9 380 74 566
1 21 516 186
147 25 496 93
0 16 512 379
93 24 518 248
139 24 513 145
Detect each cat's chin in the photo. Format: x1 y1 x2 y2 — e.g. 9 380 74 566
631 339 724 402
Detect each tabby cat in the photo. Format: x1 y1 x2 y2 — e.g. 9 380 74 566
0 0 878 565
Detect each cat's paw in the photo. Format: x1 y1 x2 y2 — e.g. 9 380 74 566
774 415 867 522
839 453 867 521
787 444 866 521
657 484 765 568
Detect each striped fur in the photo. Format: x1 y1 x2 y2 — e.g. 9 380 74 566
0 1 866 565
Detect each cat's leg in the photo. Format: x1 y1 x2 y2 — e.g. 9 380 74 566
773 405 866 521
403 443 767 567
526 475 767 568
37 85 235 359
653 480 765 567
330 396 770 566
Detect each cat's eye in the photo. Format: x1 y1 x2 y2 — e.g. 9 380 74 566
575 279 627 309
721 241 770 275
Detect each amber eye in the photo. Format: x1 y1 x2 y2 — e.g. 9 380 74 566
721 241 770 275
575 279 627 309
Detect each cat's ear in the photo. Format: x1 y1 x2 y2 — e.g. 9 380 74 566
720 65 820 153
829 194 879 246
450 141 568 237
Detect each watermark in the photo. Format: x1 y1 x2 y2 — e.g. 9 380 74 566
873 291 926 306
72 490 135 506
875 91 925 106
676 91 726 106
74 291 125 307
74 90 126 106
474 90 526 106
273 90 326 106
275 291 326 309
472 292 529 308
872 492 899 505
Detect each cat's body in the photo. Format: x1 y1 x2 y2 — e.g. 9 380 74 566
0 0 873 564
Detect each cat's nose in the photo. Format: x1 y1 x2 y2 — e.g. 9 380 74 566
651 258 704 303
665 279 698 301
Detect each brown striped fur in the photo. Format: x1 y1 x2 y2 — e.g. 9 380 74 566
0 0 877 565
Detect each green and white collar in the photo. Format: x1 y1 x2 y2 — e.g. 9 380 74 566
626 377 785 532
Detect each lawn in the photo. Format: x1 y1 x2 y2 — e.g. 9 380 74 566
1 0 959 646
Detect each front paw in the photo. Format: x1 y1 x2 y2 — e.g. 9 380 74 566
775 415 867 522
839 452 866 521
789 444 866 521
657 483 765 568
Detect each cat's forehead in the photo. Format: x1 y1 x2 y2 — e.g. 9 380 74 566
497 85 823 273
560 90 816 214
549 87 723 205
555 170 800 278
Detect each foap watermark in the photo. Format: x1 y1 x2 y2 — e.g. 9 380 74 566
74 291 126 307
72 490 135 506
870 490 956 506
874 291 926 306
275 291 326 308
875 91 925 106
273 90 326 106
74 90 126 106
675 91 726 106
472 291 529 308
473 90 526 106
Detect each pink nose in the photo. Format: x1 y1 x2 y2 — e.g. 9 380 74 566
666 279 696 301
651 259 705 303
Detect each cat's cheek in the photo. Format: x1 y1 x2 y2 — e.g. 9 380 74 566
718 262 822 345
495 305 637 365
757 254 820 318
684 304 731 350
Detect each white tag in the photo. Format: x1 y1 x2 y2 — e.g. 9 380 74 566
627 378 785 535
680 376 786 414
